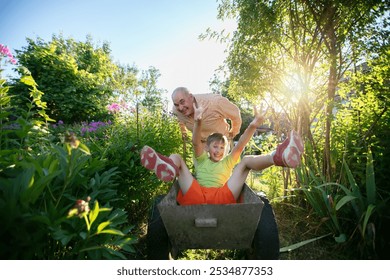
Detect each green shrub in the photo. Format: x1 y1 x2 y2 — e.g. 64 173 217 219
82 106 184 224
0 70 136 259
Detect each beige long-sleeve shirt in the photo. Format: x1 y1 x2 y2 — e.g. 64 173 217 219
172 94 242 141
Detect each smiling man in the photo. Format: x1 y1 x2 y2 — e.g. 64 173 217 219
171 87 242 144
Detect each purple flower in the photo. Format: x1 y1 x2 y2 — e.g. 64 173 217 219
80 120 111 136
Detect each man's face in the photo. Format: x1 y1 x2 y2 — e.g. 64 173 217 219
172 91 194 117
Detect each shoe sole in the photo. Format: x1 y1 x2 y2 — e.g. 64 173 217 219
282 131 304 168
140 146 176 182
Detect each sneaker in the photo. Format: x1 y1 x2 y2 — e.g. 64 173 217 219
140 145 179 182
273 131 304 168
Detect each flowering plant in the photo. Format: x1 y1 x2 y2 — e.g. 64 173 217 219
107 102 121 113
0 43 17 65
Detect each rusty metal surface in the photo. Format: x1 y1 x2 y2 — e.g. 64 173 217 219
158 181 264 250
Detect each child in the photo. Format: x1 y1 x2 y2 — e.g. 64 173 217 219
140 103 303 205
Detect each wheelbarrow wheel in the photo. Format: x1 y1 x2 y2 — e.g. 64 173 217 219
252 194 280 259
146 195 171 260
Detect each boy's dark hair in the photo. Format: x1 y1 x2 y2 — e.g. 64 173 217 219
206 133 228 146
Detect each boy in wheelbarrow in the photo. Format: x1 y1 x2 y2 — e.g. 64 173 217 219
140 104 303 205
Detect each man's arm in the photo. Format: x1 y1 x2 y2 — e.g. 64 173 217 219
179 122 189 140
230 106 266 162
172 106 190 140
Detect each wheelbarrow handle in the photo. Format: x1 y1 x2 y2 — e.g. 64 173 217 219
195 218 218 228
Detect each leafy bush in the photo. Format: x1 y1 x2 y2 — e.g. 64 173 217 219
0 65 136 259
83 105 184 224
10 35 118 123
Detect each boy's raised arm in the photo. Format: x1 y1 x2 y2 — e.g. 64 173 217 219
230 106 267 162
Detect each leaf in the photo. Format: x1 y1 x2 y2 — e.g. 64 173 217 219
366 148 376 205
26 171 62 204
20 75 37 87
78 142 91 155
362 204 376 238
335 195 357 211
97 221 110 233
52 229 75 245
334 233 347 243
279 233 332 252
89 200 100 226
98 229 125 236
343 159 361 198
79 231 87 240
104 247 127 259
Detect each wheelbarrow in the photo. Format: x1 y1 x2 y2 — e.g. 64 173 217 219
146 180 279 259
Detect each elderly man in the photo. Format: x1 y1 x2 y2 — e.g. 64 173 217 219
171 87 242 145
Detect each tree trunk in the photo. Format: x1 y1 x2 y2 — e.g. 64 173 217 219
324 31 338 181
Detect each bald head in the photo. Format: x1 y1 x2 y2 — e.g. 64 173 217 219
172 87 194 117
172 87 190 99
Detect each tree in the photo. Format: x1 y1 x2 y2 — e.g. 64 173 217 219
216 0 388 180
214 0 389 257
11 34 119 123
139 66 167 113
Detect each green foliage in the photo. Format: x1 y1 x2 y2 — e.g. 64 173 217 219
295 146 386 258
0 69 136 259
1 69 53 166
214 0 389 259
61 200 137 259
1 39 177 259
11 34 118 123
84 106 184 223
0 139 137 259
245 132 287 200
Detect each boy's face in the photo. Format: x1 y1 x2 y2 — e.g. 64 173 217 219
206 140 226 162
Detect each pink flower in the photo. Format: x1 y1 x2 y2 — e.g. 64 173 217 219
0 43 17 65
107 103 121 113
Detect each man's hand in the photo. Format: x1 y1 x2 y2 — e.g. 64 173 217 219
193 103 204 121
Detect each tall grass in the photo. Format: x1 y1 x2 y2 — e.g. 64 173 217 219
295 147 385 258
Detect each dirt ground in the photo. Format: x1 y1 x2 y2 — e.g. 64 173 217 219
273 203 349 260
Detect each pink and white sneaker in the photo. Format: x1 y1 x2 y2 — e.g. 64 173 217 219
273 131 304 168
140 145 179 182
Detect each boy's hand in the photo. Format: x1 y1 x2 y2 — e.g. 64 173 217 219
250 105 268 127
193 103 204 121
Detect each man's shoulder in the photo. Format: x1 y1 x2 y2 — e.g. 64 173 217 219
194 93 223 99
194 93 228 105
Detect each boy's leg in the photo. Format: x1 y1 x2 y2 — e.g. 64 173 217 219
273 130 304 168
140 146 179 182
227 155 274 200
140 146 194 194
169 154 194 195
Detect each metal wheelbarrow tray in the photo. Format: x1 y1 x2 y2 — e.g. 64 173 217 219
146 180 279 259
